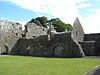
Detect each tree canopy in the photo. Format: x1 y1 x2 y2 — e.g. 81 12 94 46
48 18 72 32
29 16 72 32
36 16 48 27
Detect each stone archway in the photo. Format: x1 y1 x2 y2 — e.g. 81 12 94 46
53 45 64 57
95 37 100 56
4 45 9 55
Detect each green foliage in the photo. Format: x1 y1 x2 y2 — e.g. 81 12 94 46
49 18 72 32
36 16 48 27
0 56 100 75
29 16 72 32
28 18 42 26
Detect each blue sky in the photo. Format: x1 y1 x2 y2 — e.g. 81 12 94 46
0 1 37 22
0 0 100 33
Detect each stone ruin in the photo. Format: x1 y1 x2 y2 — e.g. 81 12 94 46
0 17 100 57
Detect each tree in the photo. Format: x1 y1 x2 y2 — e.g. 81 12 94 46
28 16 72 32
36 16 48 27
28 18 42 26
49 18 72 32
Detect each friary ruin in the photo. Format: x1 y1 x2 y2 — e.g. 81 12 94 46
0 17 100 57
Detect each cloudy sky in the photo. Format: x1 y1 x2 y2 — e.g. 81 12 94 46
0 0 100 34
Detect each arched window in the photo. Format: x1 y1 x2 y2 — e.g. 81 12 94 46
16 33 18 36
76 30 78 37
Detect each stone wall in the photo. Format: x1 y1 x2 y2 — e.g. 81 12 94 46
2 18 100 57
81 33 100 56
9 32 84 57
0 20 22 38
25 23 47 39
0 37 19 55
94 36 100 56
80 41 95 56
0 20 22 54
71 17 84 42
84 33 100 41
0 19 84 57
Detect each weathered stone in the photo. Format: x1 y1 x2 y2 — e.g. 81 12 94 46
0 20 22 38
10 38 32 55
1 17 100 57
10 32 84 57
82 33 100 56
54 45 64 57
0 20 22 54
80 41 95 56
47 25 57 40
95 36 100 56
71 17 84 42
47 25 56 34
84 33 100 41
24 23 47 39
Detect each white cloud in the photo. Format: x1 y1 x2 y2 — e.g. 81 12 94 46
1 0 90 22
80 9 100 34
2 0 100 33
77 3 92 8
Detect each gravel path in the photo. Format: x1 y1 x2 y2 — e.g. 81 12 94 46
86 66 100 75
84 56 100 59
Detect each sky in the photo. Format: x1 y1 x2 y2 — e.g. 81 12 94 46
0 0 100 34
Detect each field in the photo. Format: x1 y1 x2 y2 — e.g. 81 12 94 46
0 56 100 75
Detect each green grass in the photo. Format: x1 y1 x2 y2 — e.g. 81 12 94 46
0 56 100 75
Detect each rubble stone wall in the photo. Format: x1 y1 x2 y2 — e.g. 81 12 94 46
9 32 83 57
84 33 100 41
80 41 95 56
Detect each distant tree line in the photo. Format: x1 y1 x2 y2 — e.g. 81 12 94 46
28 16 72 32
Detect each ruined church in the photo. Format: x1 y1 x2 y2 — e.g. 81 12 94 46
0 17 100 57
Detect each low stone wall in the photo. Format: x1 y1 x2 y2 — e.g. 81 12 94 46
80 41 95 56
94 37 100 56
84 33 100 41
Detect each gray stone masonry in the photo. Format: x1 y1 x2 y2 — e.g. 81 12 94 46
10 32 84 57
71 17 84 42
80 41 95 56
0 17 100 57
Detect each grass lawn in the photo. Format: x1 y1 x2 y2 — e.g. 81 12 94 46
0 56 100 75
